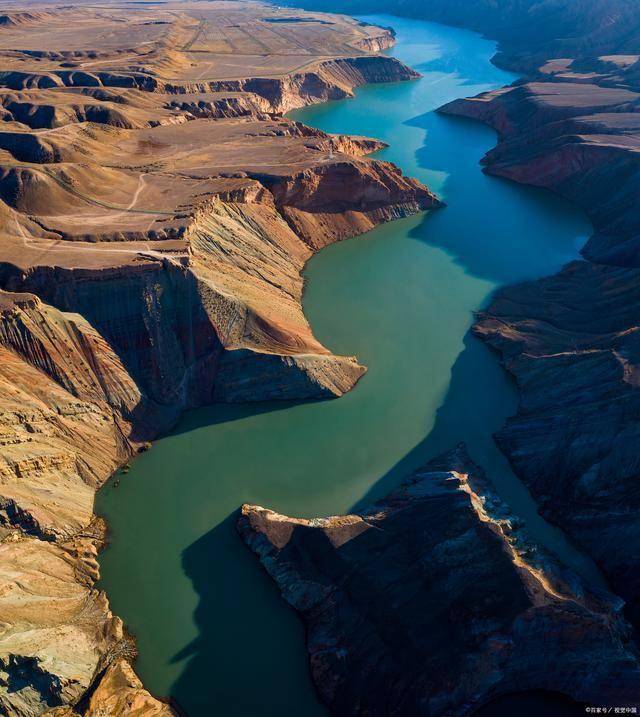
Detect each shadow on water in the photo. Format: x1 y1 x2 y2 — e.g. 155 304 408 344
350 332 512 509
405 111 589 285
169 514 327 717
168 331 599 717
166 398 307 437
351 331 606 589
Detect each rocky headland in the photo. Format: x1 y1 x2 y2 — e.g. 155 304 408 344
0 2 439 714
239 446 640 715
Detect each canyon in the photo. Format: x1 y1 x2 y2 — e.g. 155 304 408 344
4 0 640 715
100 14 633 717
373 0 640 638
292 0 640 684
0 3 438 714
215 0 640 713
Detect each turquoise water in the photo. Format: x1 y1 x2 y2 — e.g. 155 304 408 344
97 17 594 716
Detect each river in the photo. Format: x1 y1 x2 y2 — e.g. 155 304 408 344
97 15 593 716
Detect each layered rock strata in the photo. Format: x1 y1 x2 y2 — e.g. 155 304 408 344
0 291 176 715
0 2 439 714
439 73 640 627
239 446 640 715
291 0 640 73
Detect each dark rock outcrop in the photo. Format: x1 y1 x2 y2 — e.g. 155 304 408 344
291 0 640 72
473 260 640 626
438 76 640 627
440 81 640 266
239 446 640 716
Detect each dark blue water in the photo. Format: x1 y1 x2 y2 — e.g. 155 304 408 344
98 17 594 716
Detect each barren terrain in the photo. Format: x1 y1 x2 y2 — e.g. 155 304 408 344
0 3 438 714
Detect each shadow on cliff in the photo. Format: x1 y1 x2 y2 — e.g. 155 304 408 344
350 329 606 589
403 111 591 286
168 512 326 717
474 692 585 717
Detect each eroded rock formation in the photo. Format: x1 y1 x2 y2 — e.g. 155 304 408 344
0 3 439 714
439 70 640 628
298 0 640 657
291 0 640 73
239 446 640 715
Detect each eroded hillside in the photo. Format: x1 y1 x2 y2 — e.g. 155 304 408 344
0 3 440 713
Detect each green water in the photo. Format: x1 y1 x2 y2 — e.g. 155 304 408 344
97 17 596 716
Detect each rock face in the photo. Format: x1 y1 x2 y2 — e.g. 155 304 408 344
43 660 176 717
303 0 640 649
0 526 120 715
471 261 640 626
0 2 440 714
292 0 640 72
200 55 419 115
440 81 640 265
239 446 640 716
438 73 640 628
0 291 173 715
0 290 151 540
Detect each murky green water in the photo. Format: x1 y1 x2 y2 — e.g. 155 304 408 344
97 17 594 716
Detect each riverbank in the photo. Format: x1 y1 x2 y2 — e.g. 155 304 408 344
292 0 640 645
0 4 435 714
97 15 599 716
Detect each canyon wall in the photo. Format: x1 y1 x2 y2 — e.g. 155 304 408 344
291 0 640 71
0 3 439 714
295 0 640 644
0 292 175 716
440 75 640 626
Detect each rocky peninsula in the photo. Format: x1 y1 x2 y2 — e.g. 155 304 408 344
0 3 439 714
239 446 640 715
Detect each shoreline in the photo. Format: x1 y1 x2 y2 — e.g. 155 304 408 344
0 4 440 714
98 14 612 716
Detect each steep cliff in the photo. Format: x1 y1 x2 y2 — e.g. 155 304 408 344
194 56 419 114
437 73 640 627
441 81 640 265
239 446 640 715
290 0 640 72
0 2 440 713
0 290 173 714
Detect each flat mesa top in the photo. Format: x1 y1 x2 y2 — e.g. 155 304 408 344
0 0 398 272
0 0 387 80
